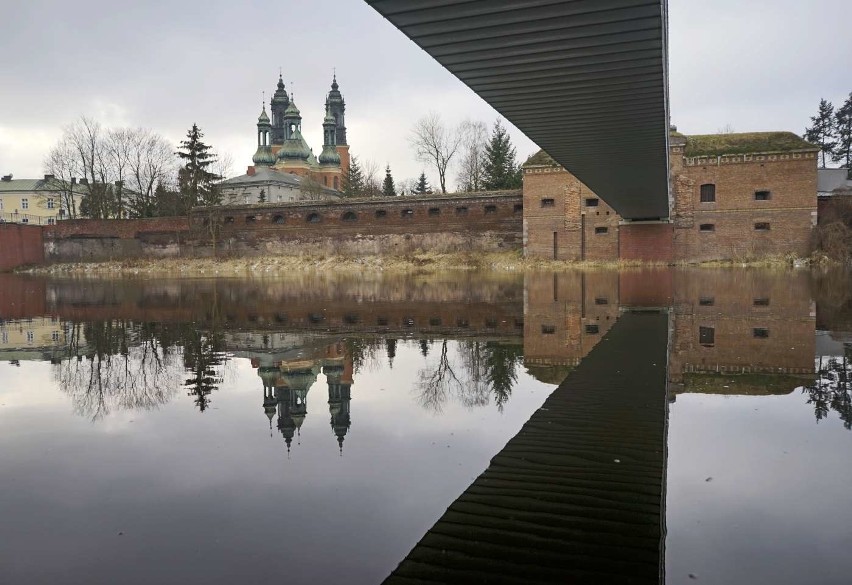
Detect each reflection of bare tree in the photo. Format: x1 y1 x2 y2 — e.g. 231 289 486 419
55 321 180 420
416 340 522 414
804 353 852 430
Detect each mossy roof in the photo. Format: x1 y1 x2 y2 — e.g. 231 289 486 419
523 150 559 167
684 132 819 157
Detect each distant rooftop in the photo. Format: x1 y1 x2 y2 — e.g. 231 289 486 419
523 150 559 167
683 132 819 157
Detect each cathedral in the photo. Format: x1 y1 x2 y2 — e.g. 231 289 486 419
251 74 350 191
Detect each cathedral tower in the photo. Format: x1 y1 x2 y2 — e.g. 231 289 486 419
270 75 289 146
252 104 275 167
326 74 350 174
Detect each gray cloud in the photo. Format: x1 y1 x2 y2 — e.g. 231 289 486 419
1 0 850 185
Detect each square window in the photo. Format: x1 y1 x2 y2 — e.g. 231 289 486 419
699 326 715 346
700 184 716 202
594 227 608 234
428 207 440 216
585 198 599 207
699 224 715 232
699 296 715 306
456 206 468 215
753 328 770 338
753 298 770 307
484 204 497 214
541 198 555 208
595 297 609 305
754 222 770 231
585 324 599 334
754 190 771 201
375 209 387 218
541 325 556 335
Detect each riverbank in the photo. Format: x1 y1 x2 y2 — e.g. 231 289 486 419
15 250 827 277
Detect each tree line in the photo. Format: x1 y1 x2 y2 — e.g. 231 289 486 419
340 114 524 198
804 92 852 175
44 116 229 219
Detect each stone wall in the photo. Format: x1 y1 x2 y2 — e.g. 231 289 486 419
41 192 523 263
0 223 45 271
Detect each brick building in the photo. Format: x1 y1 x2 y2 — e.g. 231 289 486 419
523 130 819 262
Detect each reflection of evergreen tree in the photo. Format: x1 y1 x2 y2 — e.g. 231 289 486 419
420 339 431 357
386 338 397 369
804 355 852 430
181 327 226 412
484 342 523 411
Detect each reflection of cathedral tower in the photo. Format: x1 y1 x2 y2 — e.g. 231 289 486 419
258 367 279 430
324 364 352 454
275 366 319 452
276 386 297 453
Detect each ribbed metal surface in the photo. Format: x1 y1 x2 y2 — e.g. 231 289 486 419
383 311 669 584
365 0 670 219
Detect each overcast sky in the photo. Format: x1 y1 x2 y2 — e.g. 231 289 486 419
1 0 850 188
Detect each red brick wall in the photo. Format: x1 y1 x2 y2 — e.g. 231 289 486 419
0 275 47 318
0 224 45 271
44 216 190 240
619 223 674 262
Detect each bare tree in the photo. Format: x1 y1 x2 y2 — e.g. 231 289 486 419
456 120 488 192
44 140 80 218
362 158 381 197
410 112 465 193
125 128 177 217
105 127 133 216
299 176 326 201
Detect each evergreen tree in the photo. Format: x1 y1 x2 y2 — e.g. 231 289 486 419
343 155 365 197
258 188 266 204
415 172 430 195
176 124 221 209
482 119 522 190
834 92 852 178
382 165 397 197
804 99 838 168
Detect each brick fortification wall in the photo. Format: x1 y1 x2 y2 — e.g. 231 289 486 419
0 223 45 271
523 135 818 262
42 191 523 263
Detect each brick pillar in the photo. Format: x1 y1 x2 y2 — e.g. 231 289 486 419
619 222 674 262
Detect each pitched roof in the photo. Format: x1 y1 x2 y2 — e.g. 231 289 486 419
684 132 819 157
0 178 87 195
220 167 303 187
523 150 559 167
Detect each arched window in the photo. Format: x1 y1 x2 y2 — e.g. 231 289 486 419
342 211 357 222
224 216 235 224
245 215 257 223
306 212 321 223
272 215 285 224
484 204 497 214
401 209 414 218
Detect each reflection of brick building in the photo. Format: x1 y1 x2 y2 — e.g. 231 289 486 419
667 270 815 387
523 130 819 262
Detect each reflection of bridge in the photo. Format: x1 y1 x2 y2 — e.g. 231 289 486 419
364 0 670 219
384 312 670 583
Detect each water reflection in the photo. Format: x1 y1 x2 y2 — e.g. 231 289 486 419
1 268 852 584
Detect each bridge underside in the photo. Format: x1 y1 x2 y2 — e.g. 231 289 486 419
383 311 670 584
365 0 671 219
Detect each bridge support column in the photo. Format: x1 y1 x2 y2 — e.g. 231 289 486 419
619 221 674 263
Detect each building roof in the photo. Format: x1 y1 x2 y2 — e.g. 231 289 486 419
0 177 87 195
683 132 819 157
220 167 303 187
523 150 559 167
818 168 852 194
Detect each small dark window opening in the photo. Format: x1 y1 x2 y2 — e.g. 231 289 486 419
700 184 716 202
308 313 325 324
272 214 285 224
274 313 288 323
342 211 357 221
456 318 469 328
699 296 715 306
514 319 524 329
754 190 771 201
404 318 415 327
428 207 440 216
541 325 556 335
429 317 442 326
485 318 497 328
245 215 256 223
484 204 497 214
699 326 715 346
585 324 600 334
513 203 523 213
343 314 359 324
753 298 770 307
699 223 715 232
585 198 599 207
375 209 387 218
306 212 321 223
224 216 235 224
376 317 389 326
595 297 609 305
595 227 608 234
401 209 414 218
456 206 468 215
541 198 555 208
753 328 770 338
754 222 770 231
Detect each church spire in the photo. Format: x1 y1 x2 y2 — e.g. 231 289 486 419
327 73 347 146
269 73 290 145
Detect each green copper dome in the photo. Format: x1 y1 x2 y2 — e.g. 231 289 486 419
319 145 341 166
257 105 270 125
253 145 275 166
284 100 301 117
277 133 310 161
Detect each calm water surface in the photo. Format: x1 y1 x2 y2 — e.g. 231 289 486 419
0 269 850 584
